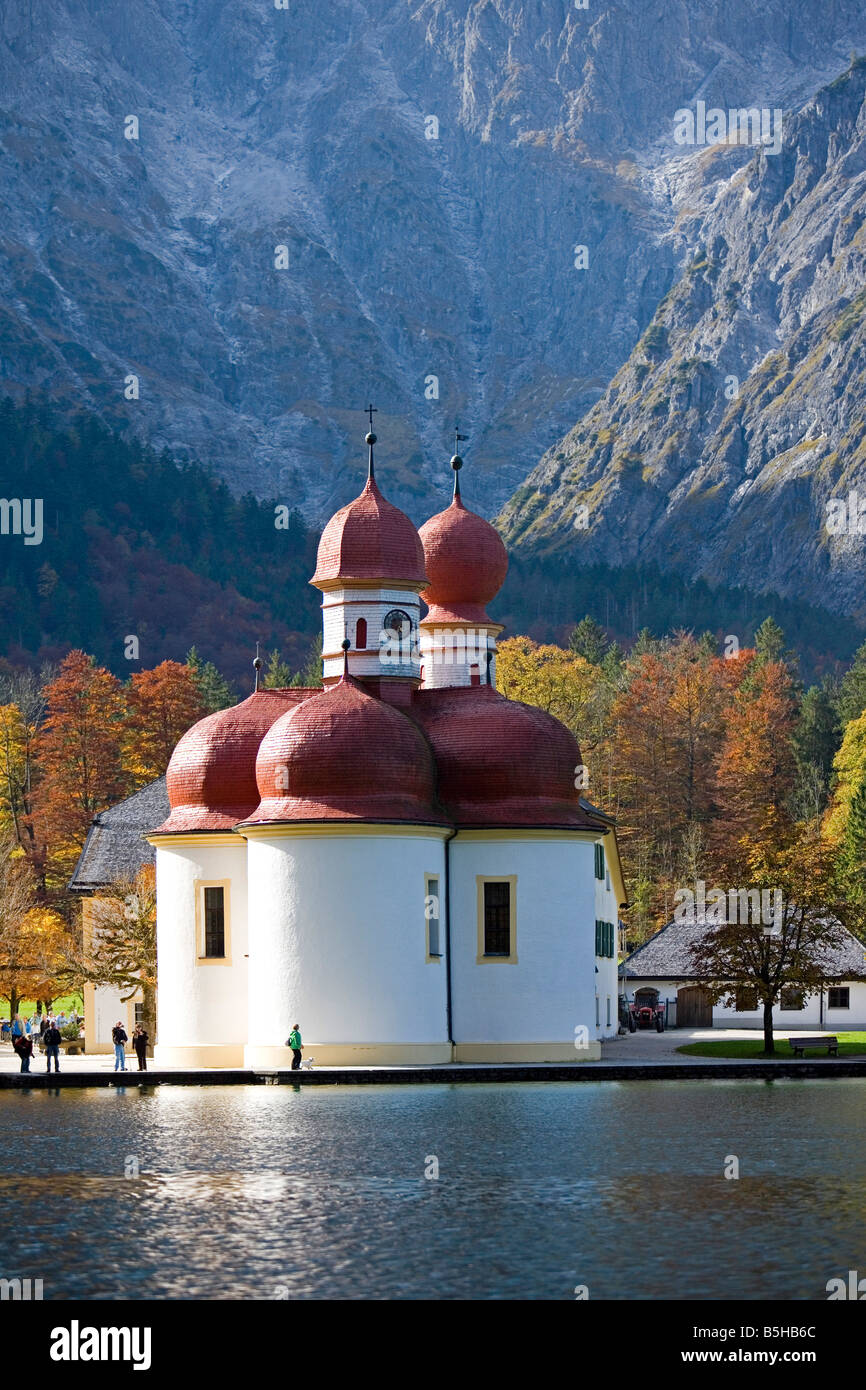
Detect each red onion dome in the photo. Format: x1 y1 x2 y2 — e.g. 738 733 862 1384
312 478 427 587
412 685 604 829
155 690 313 833
418 495 508 624
246 675 449 825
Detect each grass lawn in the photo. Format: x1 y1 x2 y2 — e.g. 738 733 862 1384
4 993 83 1021
677 1033 866 1059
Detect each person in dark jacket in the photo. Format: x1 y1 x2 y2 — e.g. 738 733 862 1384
13 1033 33 1073
112 1022 128 1072
43 1022 62 1073
132 1025 149 1071
39 1014 48 1039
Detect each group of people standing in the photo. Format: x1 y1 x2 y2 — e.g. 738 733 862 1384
112 1022 150 1072
10 1014 65 1073
5 1012 150 1073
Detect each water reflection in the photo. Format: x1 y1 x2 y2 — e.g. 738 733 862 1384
1 1080 865 1299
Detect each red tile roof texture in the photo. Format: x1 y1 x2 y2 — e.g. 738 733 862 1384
418 495 508 624
155 690 320 833
312 478 427 586
245 675 449 826
410 685 605 829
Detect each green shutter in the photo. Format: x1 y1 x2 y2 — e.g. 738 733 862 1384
594 844 605 879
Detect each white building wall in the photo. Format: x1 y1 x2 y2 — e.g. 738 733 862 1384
419 625 498 689
153 839 248 1067
594 841 620 1038
243 831 450 1066
622 977 866 1030
321 585 421 682
449 836 600 1061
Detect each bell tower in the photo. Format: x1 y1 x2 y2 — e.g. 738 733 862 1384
310 412 428 704
417 439 508 690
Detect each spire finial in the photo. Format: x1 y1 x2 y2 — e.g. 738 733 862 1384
253 640 262 692
451 426 467 500
364 404 378 482
341 636 351 678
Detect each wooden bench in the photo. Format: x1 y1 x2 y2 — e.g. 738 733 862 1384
788 1035 839 1058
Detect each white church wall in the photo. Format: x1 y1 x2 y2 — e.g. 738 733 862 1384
152 838 248 1068
449 835 600 1061
419 625 499 689
594 839 620 1039
243 829 451 1066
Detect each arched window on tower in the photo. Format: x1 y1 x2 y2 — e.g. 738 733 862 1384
356 617 367 650
469 664 481 687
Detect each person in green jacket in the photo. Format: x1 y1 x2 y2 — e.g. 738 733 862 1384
287 1024 302 1070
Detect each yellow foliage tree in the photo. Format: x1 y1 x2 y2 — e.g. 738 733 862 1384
823 711 866 846
496 636 611 791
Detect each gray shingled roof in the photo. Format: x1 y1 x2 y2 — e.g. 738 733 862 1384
621 916 866 981
68 777 169 891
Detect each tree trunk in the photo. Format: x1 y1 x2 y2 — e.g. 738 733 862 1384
762 997 775 1055
9 988 19 1023
141 980 157 1055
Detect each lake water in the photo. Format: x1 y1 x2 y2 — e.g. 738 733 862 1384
2 1080 864 1300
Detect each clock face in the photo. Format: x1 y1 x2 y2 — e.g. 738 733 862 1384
383 608 412 640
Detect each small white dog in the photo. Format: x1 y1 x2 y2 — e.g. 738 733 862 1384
300 1055 315 1070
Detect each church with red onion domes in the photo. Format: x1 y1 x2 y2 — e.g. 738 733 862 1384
147 424 626 1067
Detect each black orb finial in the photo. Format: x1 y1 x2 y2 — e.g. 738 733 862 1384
341 636 351 677
365 404 378 481
253 640 262 692
451 427 467 499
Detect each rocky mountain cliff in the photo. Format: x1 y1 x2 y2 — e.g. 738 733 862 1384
2 0 866 537
499 57 866 622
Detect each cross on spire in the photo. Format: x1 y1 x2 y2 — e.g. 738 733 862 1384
451 426 467 499
364 404 378 481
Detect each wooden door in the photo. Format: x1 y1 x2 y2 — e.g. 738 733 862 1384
676 985 712 1027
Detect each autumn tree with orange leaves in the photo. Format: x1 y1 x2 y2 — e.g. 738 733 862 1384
712 655 799 873
35 651 128 886
124 660 205 786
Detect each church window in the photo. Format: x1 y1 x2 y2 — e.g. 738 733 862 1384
425 873 441 960
476 877 517 961
469 665 480 686
828 987 850 1009
594 844 605 879
204 887 225 957
195 880 231 964
356 618 367 650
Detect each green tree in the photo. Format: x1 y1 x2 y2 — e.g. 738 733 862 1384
292 634 323 688
837 639 866 724
186 647 235 712
263 648 293 688
631 627 659 657
753 617 798 676
569 616 608 664
791 683 840 821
